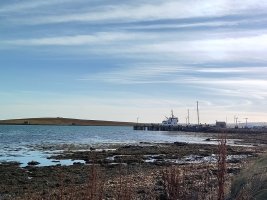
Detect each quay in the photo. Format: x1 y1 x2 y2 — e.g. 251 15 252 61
133 124 209 132
134 110 267 134
133 123 267 134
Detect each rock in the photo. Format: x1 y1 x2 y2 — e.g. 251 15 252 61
140 142 151 145
227 158 241 164
73 162 84 165
227 168 240 174
51 160 60 163
137 189 146 194
90 147 96 151
27 161 40 166
173 142 187 146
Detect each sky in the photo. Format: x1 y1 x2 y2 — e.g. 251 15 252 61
1 0 267 124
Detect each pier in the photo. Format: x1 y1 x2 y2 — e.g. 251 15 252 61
134 124 210 132
133 123 267 134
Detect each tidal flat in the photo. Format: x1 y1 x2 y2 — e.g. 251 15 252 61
0 131 266 200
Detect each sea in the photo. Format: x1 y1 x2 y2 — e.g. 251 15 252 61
0 125 215 167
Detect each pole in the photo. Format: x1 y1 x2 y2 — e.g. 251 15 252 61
234 115 235 124
244 118 248 128
187 109 190 124
197 101 200 125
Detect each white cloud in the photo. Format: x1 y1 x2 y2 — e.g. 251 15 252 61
11 0 267 25
196 67 267 73
5 31 267 62
116 33 267 62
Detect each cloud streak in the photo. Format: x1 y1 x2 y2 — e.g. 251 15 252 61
3 32 145 46
0 0 78 13
4 31 267 62
8 0 267 25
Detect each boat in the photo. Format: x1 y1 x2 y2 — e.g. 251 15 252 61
162 110 179 126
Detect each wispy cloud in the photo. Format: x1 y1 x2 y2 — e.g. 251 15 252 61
125 17 267 30
78 62 267 103
2 32 145 46
196 67 267 73
9 0 267 25
4 31 267 62
0 0 77 13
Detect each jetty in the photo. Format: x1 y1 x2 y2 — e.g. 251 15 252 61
134 124 209 132
133 110 267 134
134 110 211 131
133 123 267 134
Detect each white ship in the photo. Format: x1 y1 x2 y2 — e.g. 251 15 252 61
162 110 179 126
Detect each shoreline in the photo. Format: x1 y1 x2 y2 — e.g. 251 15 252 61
1 131 266 168
0 140 266 199
0 130 266 199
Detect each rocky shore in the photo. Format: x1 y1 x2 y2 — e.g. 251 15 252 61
0 136 266 199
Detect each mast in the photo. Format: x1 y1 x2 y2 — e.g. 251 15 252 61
197 101 200 125
187 109 190 124
244 118 248 128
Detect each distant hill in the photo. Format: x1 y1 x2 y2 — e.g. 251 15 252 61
0 117 135 126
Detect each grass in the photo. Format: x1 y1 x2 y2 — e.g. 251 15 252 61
0 117 134 126
217 133 227 200
230 153 267 200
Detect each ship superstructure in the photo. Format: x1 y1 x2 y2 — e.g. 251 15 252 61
162 110 178 126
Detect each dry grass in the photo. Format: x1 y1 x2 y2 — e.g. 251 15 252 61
217 133 227 200
230 153 267 200
162 164 218 200
161 133 228 200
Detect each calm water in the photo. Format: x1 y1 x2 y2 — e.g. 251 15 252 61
0 125 211 166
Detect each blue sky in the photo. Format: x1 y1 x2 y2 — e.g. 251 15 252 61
1 0 267 123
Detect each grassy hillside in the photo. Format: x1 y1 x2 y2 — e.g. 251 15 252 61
0 117 135 126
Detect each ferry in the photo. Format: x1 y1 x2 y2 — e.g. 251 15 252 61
162 110 179 126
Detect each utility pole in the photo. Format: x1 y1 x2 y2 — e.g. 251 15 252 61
197 101 200 125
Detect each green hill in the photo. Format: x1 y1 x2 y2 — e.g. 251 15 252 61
0 117 135 126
